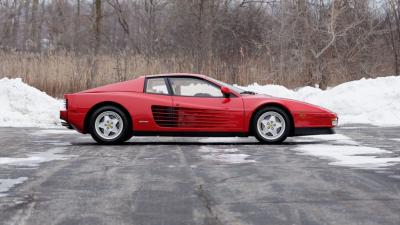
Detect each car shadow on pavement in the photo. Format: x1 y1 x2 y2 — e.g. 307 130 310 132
70 141 328 146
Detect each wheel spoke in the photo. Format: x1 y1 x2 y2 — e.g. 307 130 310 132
275 122 282 129
112 118 119 126
261 120 268 127
269 128 278 136
269 115 276 123
260 121 268 133
98 122 106 130
104 115 111 122
103 128 111 136
111 126 119 134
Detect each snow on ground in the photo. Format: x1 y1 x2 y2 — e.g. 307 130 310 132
0 177 28 197
0 78 62 127
239 76 400 126
32 129 77 136
295 144 400 169
199 146 256 164
0 148 74 167
294 135 400 169
0 147 75 197
199 137 257 143
294 134 359 145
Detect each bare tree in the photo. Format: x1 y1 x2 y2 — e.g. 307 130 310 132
0 0 398 94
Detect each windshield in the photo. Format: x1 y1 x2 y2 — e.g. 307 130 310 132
208 77 249 94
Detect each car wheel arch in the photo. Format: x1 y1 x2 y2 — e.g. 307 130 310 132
84 101 132 133
249 103 294 136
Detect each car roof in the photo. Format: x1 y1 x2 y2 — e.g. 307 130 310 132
142 73 207 79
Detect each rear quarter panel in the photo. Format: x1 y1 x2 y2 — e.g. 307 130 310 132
66 92 172 133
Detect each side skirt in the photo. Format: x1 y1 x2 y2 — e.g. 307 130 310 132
132 131 249 137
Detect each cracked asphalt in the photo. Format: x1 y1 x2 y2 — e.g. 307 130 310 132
0 126 400 225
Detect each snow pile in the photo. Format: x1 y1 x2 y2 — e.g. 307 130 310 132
240 76 400 126
0 78 62 127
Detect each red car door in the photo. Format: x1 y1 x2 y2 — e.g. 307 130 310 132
167 77 245 132
135 77 174 131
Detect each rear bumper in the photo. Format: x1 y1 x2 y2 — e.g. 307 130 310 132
61 121 73 129
60 110 67 121
60 110 73 129
293 127 335 136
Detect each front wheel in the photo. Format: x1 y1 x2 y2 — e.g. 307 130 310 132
89 106 131 144
252 106 291 144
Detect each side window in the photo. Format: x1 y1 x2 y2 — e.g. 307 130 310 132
145 78 169 95
169 77 223 97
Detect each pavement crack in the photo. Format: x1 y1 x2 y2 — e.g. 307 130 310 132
3 194 36 225
213 176 242 185
195 184 224 225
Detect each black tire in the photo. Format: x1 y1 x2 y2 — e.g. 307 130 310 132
89 105 131 144
252 106 291 144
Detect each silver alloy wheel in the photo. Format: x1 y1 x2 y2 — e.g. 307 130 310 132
257 111 286 140
94 111 124 140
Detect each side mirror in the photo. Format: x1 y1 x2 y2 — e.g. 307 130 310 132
220 86 232 98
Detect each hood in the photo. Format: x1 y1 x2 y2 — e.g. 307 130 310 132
243 93 336 115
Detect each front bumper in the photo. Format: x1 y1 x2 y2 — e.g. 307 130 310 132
293 127 335 136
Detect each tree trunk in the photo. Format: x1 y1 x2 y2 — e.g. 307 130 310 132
94 0 102 54
74 0 81 53
11 0 22 48
31 0 39 51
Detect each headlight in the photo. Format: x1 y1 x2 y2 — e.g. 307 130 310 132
332 117 338 126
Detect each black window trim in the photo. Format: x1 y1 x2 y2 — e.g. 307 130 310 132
144 75 238 98
166 76 234 98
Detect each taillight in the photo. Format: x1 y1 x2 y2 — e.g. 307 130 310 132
62 99 68 111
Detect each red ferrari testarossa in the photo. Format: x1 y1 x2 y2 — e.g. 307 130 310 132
60 73 338 144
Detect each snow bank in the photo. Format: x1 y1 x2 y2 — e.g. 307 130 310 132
239 76 400 126
0 78 61 127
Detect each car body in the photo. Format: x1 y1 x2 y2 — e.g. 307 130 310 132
60 73 337 144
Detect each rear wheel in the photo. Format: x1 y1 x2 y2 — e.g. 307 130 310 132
252 106 291 144
89 106 131 144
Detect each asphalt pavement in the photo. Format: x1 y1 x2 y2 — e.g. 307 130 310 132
0 126 399 225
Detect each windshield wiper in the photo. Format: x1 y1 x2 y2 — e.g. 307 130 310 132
240 91 256 95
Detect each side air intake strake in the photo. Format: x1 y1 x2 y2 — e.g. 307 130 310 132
151 105 237 128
